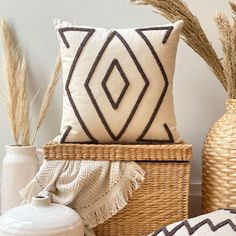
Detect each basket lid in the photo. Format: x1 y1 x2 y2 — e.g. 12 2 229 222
43 143 192 161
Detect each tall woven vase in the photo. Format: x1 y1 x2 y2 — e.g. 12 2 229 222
202 99 236 213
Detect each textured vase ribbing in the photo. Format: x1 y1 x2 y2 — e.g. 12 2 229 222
202 99 236 212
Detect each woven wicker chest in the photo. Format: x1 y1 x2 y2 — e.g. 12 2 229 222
44 143 192 236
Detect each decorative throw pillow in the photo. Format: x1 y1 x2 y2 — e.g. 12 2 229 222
148 209 236 236
54 19 183 144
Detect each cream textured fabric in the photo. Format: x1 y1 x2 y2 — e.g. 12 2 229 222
148 209 236 236
54 19 183 144
20 159 145 236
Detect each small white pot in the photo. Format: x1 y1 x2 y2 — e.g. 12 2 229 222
0 194 84 236
1 145 39 213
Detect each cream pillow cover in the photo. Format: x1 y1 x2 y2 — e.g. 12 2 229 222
54 19 183 144
148 209 236 236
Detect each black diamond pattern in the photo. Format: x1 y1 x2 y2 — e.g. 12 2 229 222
102 59 129 110
84 31 149 141
58 27 175 143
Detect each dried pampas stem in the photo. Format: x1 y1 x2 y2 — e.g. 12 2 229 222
1 20 61 145
17 56 30 145
230 1 236 17
32 54 61 144
131 0 227 90
214 13 236 98
1 20 22 145
230 1 236 99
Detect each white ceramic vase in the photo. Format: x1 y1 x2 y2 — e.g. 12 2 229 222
0 193 84 236
1 145 39 214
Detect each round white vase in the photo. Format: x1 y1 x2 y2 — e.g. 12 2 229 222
1 145 39 214
0 194 84 236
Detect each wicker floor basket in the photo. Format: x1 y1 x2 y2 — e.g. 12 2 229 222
43 143 192 236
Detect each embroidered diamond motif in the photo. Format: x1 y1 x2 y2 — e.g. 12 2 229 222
84 31 149 141
102 59 129 110
59 27 175 142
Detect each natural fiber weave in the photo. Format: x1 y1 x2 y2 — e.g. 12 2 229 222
43 143 191 235
43 143 192 161
95 162 190 236
202 99 236 213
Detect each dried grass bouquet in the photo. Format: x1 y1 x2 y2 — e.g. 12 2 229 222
131 0 236 99
0 20 61 146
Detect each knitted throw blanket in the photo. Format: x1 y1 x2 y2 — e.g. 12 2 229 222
20 160 145 235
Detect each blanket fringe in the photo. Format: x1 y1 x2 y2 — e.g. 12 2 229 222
82 163 145 228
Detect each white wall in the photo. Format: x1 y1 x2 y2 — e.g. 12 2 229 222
0 0 229 214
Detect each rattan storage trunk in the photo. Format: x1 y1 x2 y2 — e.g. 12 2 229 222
43 143 192 236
